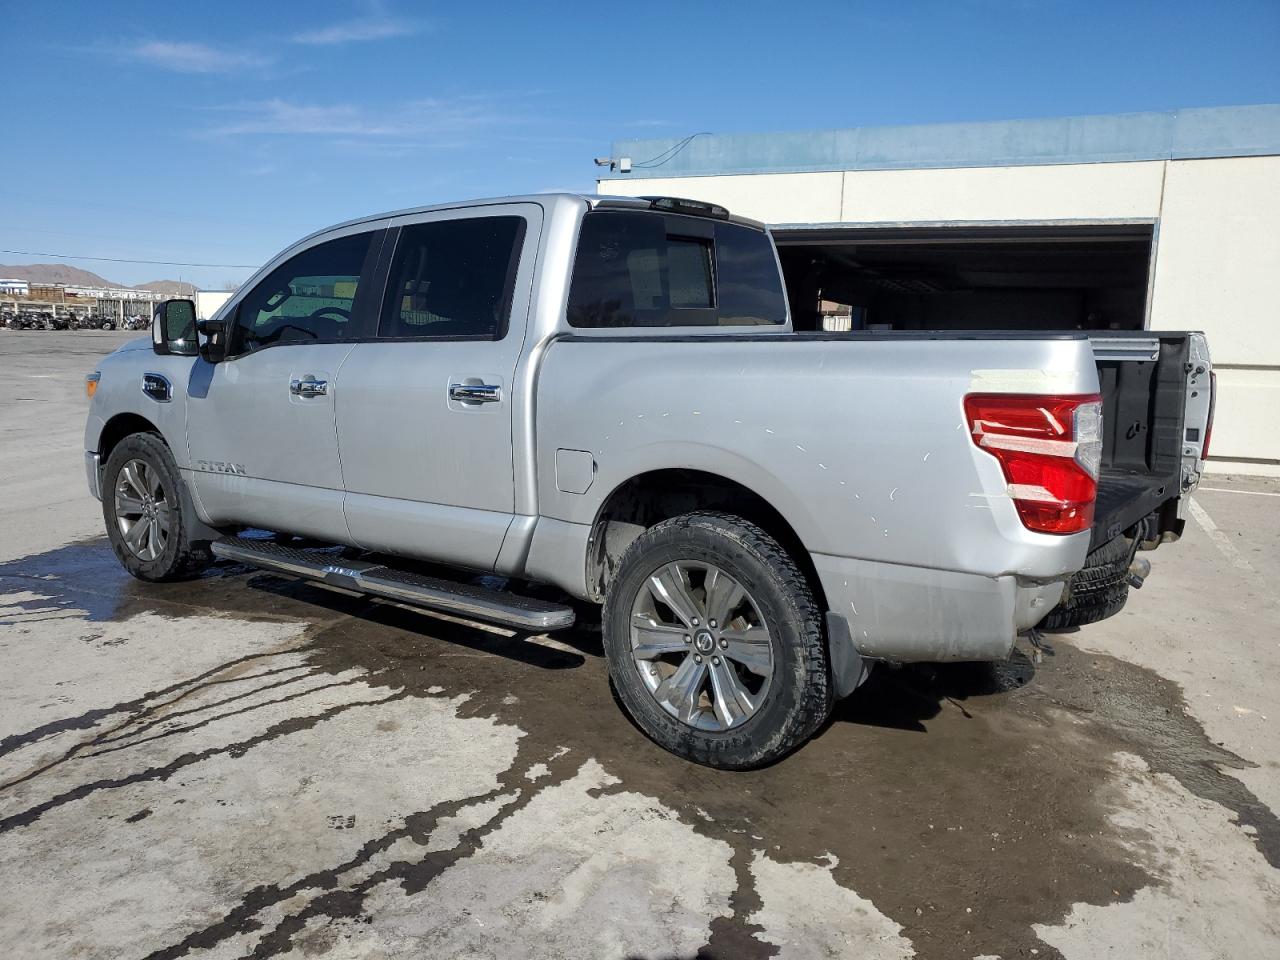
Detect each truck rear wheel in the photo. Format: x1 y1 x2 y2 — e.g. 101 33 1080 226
102 433 212 582
602 511 832 769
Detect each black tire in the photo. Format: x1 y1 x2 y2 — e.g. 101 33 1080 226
102 433 212 581
1039 535 1133 630
602 511 832 770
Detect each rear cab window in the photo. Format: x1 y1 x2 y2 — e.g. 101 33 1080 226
567 210 787 328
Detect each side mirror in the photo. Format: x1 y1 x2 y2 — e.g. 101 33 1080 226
152 299 198 357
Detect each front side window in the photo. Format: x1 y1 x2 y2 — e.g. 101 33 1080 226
233 232 373 354
567 210 786 328
379 216 526 339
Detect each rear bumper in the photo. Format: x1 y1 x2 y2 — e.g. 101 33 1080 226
85 451 101 501
813 552 1064 662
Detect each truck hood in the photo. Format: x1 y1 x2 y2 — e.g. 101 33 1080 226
112 336 155 356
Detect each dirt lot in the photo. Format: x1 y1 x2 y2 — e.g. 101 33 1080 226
2 330 1278 960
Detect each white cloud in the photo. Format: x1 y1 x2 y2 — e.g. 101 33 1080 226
127 40 270 74
290 2 422 46
203 97 502 141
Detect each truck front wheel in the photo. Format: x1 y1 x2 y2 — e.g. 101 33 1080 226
602 511 833 769
102 433 212 581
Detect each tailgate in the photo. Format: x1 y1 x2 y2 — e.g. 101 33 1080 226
1088 331 1213 547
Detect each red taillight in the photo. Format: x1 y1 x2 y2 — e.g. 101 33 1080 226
964 393 1104 535
1202 371 1217 461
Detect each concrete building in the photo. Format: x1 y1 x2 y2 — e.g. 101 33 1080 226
195 290 233 320
598 104 1280 477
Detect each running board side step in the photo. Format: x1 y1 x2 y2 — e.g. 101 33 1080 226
211 537 575 631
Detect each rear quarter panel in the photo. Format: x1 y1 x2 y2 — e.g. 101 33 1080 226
535 335 1100 581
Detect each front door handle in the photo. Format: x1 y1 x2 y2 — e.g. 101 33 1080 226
289 376 328 398
449 382 502 404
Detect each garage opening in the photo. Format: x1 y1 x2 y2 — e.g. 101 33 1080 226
773 223 1154 333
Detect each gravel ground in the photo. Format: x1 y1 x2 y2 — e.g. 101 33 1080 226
1 330 1277 960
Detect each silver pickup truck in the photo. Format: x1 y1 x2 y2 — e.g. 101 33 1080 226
83 193 1214 768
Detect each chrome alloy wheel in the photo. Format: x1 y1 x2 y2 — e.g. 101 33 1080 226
113 458 172 562
629 561 774 731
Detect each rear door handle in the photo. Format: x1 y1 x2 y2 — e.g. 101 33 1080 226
289 376 328 398
449 382 501 404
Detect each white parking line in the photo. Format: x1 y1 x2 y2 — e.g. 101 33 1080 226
1197 486 1280 498
1189 498 1256 573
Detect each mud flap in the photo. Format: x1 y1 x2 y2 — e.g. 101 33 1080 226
177 473 222 545
825 612 871 699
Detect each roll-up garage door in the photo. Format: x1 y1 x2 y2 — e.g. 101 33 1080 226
772 223 1155 334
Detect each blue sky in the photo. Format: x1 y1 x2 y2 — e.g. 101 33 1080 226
2 0 1278 289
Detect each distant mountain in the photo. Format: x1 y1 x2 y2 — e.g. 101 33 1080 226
0 263 114 287
0 263 196 294
135 280 198 296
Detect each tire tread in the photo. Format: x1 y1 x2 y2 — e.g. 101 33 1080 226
1039 535 1132 630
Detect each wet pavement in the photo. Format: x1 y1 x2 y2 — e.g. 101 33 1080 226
2 332 1278 959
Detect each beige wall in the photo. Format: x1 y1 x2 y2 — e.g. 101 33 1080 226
603 156 1280 475
606 161 1167 225
609 171 844 224
1148 157 1280 474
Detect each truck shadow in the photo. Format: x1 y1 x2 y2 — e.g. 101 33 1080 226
177 554 1044 738
0 538 1037 739
243 568 1038 739
240 572 591 672
832 652 1038 733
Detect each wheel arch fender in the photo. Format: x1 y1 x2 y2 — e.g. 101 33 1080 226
86 350 193 468
98 418 221 544
583 453 825 612
95 412 162 464
581 440 826 545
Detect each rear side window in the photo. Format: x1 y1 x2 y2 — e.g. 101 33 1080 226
715 221 788 324
567 210 786 328
380 216 526 339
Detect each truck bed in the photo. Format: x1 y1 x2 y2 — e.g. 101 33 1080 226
560 328 1197 551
